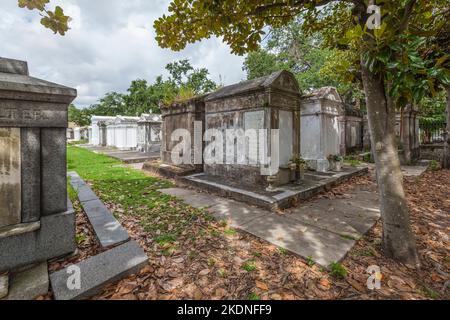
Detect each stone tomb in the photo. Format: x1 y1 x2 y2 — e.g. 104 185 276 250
339 104 364 156
204 71 301 187
137 113 162 153
396 105 420 164
160 95 207 170
300 87 344 172
0 58 77 295
89 116 115 146
106 116 139 150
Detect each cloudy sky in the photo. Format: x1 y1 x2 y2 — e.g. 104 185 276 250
0 0 246 107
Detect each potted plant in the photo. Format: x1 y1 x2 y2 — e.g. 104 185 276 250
328 154 343 171
327 154 343 171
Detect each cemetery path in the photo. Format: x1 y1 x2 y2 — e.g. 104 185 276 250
160 183 380 267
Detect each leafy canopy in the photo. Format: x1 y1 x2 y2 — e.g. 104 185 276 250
155 0 449 106
68 59 217 124
242 17 363 103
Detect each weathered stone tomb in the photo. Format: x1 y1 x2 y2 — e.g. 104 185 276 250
137 113 162 153
203 71 301 186
0 58 77 281
300 87 344 172
160 95 207 170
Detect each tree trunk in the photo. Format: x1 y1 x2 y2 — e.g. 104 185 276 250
443 86 450 169
360 62 420 266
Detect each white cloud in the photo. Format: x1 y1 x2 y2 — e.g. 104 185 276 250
0 0 246 107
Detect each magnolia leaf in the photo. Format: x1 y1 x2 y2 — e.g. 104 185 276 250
18 0 49 11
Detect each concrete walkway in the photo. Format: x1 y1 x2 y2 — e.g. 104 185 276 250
80 145 159 164
159 184 380 267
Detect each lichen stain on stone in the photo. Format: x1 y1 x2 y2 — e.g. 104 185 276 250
0 127 21 228
0 183 21 227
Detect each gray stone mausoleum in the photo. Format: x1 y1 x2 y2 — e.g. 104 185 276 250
0 58 77 298
204 71 301 186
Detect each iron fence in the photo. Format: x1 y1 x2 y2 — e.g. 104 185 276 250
419 120 447 144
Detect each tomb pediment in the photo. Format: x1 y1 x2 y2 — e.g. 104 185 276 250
205 70 300 102
305 87 342 103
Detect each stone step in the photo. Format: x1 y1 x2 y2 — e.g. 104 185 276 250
68 172 130 249
80 199 130 248
50 240 148 300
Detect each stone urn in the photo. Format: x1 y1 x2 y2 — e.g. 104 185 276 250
266 175 278 192
335 160 342 172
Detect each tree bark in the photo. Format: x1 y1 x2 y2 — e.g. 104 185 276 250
443 86 450 169
360 62 420 266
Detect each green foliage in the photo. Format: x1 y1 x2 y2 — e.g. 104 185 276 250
277 247 288 256
156 0 449 110
306 256 315 267
75 233 87 245
344 159 362 167
328 262 347 279
243 49 288 80
247 292 261 300
81 59 216 117
419 92 447 125
420 286 440 300
242 16 362 103
223 228 237 236
19 0 70 35
429 160 441 171
68 104 91 127
242 260 257 272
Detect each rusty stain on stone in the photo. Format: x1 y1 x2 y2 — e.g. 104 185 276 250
0 127 21 228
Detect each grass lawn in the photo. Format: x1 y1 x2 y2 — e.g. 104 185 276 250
67 145 212 246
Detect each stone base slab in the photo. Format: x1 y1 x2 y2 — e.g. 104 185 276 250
142 160 201 180
1 262 49 300
0 200 76 273
180 166 369 211
50 240 148 300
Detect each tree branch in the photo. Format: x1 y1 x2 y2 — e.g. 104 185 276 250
398 0 418 34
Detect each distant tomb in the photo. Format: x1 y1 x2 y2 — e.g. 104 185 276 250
396 105 420 164
107 116 139 150
160 95 207 172
339 104 364 156
300 87 344 172
0 58 77 297
137 113 162 153
89 116 115 146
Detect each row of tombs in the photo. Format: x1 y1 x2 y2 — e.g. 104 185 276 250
153 71 367 189
85 71 420 186
68 114 163 153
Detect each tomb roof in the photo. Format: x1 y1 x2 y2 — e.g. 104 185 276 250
205 70 300 101
0 57 77 103
139 114 162 123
